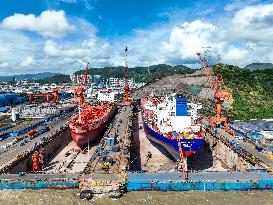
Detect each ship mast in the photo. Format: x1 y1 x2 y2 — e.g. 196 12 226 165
122 47 132 105
76 62 89 123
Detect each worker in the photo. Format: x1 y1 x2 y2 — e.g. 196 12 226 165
144 151 152 167
102 162 110 173
39 147 45 170
32 151 39 173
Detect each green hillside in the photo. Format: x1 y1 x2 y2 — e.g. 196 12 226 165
38 64 195 85
39 74 71 84
75 64 196 83
37 63 273 121
214 65 273 120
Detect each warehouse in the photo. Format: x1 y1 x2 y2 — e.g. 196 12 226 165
0 93 28 107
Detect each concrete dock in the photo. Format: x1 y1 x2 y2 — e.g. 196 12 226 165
217 128 273 170
1 103 273 196
83 105 132 174
0 116 70 171
131 110 177 172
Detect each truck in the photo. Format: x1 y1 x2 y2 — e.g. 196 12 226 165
255 146 263 152
28 130 37 136
235 143 241 150
38 127 50 135
6 142 13 147
227 138 235 145
41 137 46 142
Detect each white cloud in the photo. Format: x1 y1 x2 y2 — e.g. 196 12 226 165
43 40 85 58
42 38 120 70
161 20 218 64
226 4 273 41
0 29 42 75
1 3 273 75
0 62 9 68
43 39 112 59
224 0 261 11
20 57 35 67
2 10 75 38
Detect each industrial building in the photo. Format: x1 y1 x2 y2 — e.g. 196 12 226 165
0 93 28 107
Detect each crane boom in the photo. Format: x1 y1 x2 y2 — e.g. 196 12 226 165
197 52 234 136
122 46 132 105
82 62 89 86
196 53 214 89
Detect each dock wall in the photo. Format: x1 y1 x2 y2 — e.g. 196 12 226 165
205 132 259 171
0 172 273 191
0 180 78 190
126 180 273 191
1 127 70 174
126 172 273 191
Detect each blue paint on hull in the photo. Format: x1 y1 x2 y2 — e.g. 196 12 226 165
143 121 204 157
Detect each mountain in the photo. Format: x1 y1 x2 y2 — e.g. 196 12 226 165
38 64 195 85
0 72 62 82
245 63 273 71
14 72 61 80
75 64 196 84
0 76 15 82
134 64 273 121
39 74 71 84
214 64 273 120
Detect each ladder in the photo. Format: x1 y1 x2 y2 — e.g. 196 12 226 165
176 136 188 180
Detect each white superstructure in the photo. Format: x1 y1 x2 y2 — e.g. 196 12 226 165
97 89 115 102
142 96 202 134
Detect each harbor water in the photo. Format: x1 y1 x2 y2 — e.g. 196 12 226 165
0 190 272 205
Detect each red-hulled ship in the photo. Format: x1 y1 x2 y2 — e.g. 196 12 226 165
69 102 117 147
67 62 117 147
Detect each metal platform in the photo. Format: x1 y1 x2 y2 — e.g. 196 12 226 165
0 171 273 191
126 171 273 191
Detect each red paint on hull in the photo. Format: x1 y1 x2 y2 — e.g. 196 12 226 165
70 121 108 147
69 105 116 147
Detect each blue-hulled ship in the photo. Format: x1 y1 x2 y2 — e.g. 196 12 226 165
141 95 205 161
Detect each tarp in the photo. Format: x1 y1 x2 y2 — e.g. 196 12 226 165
232 120 273 132
230 125 263 139
0 107 9 112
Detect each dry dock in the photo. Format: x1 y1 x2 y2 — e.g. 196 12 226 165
0 103 273 196
83 105 132 174
130 110 177 172
130 109 228 172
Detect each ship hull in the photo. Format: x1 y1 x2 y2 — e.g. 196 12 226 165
70 107 117 147
143 121 204 160
70 122 108 146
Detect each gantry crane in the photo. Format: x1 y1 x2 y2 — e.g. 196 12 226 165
52 63 89 105
122 47 132 105
75 62 89 106
53 87 60 103
28 93 52 104
196 52 234 136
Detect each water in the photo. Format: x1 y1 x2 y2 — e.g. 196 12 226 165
0 190 272 205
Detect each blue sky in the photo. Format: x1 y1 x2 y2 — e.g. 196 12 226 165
0 0 222 37
0 0 273 75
